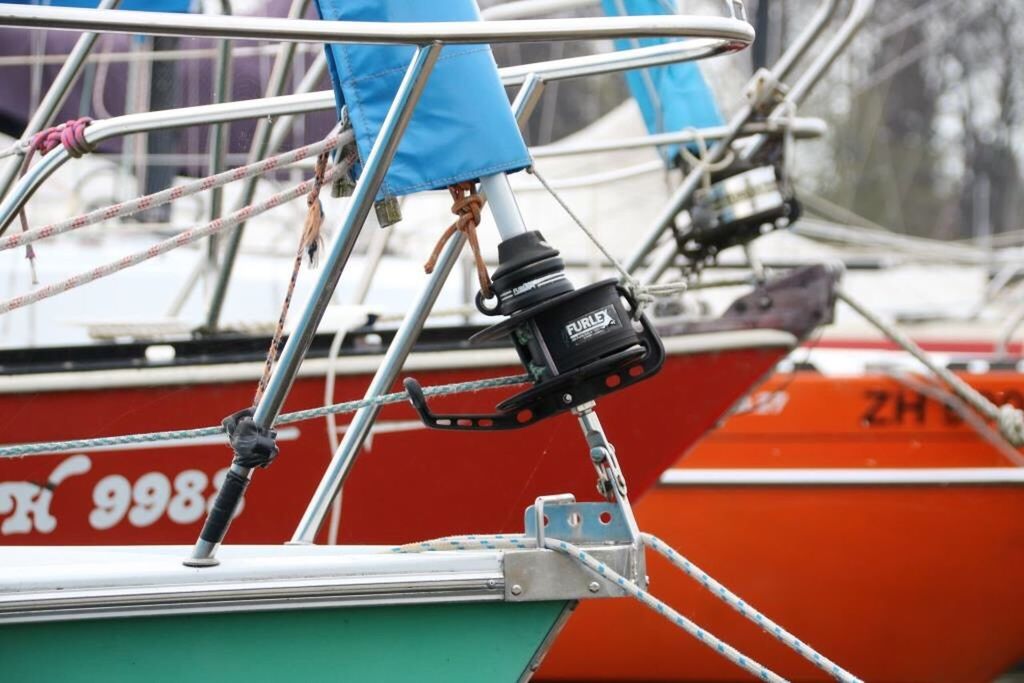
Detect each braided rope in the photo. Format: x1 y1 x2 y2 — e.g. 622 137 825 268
0 157 355 315
393 532 862 682
677 126 736 192
0 132 352 253
252 150 336 407
11 119 97 279
0 373 529 459
527 165 687 316
640 533 862 683
1 117 95 160
35 118 95 159
391 534 534 553
548 537 787 683
839 287 1024 447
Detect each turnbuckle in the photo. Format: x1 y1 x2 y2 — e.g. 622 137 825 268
574 402 627 502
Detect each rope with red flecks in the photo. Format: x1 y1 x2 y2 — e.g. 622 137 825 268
11 118 95 283
252 150 333 407
0 155 352 316
0 132 350 253
424 181 492 299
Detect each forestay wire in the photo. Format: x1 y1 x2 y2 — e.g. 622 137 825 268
527 165 688 318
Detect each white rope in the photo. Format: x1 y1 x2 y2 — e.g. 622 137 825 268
393 532 862 683
528 165 687 317
0 157 353 315
839 287 1024 447
0 131 353 252
548 536 790 683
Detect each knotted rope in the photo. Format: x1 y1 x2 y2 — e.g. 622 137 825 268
252 150 333 406
424 181 492 298
11 118 96 282
27 117 95 160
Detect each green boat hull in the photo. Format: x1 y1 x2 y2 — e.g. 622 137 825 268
1 601 569 682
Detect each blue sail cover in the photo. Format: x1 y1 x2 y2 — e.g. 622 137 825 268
315 0 530 199
602 0 724 163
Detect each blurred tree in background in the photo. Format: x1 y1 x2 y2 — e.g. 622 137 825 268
811 0 1024 241
483 0 1024 243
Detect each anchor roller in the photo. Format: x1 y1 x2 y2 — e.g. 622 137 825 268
404 230 664 430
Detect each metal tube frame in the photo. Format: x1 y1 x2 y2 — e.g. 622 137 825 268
0 90 334 233
480 0 600 21
188 43 442 565
640 0 875 286
290 87 542 544
0 30 752 235
0 5 755 46
0 0 122 201
621 0 844 275
199 37 743 330
205 0 234 279
530 117 827 158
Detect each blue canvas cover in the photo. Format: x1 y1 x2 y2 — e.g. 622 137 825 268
315 0 530 199
3 0 192 12
602 0 724 163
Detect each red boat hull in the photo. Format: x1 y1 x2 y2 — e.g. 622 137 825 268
541 371 1024 682
0 332 793 545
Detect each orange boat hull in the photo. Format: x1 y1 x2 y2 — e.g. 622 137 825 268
541 371 1024 682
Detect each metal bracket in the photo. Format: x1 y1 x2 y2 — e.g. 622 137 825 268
504 545 634 602
524 496 635 547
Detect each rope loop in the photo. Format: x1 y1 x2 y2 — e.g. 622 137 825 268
424 181 492 298
998 404 1024 447
12 118 95 283
678 126 736 192
30 117 95 159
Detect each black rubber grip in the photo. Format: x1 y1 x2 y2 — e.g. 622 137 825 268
199 468 250 545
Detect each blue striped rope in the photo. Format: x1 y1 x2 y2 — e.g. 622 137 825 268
545 537 788 683
396 532 862 683
640 533 863 683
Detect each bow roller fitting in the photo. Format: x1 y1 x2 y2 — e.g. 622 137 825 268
222 408 279 469
405 230 665 431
